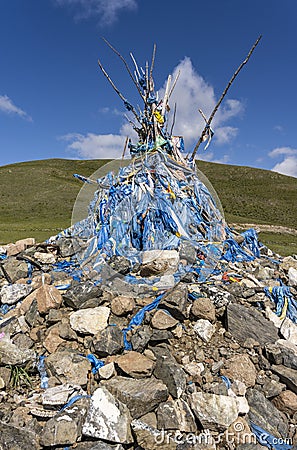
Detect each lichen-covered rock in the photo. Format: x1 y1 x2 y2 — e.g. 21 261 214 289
189 392 239 431
151 309 178 330
82 387 133 444
45 351 91 386
116 351 155 378
0 337 35 366
220 354 257 388
91 325 123 356
0 283 32 305
41 396 90 447
103 376 168 418
156 398 197 432
69 306 110 335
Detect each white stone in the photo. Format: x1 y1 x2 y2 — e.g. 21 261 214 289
189 392 239 431
181 355 190 365
230 380 247 397
153 275 175 289
265 306 284 328
242 274 263 288
0 283 32 305
281 256 297 271
235 396 249 414
70 307 110 335
277 338 297 355
15 238 35 247
280 317 297 346
42 384 84 406
34 251 56 264
288 267 297 287
141 249 179 275
0 377 5 389
99 362 116 380
254 266 274 280
184 362 205 377
193 319 215 343
172 324 184 338
82 387 133 443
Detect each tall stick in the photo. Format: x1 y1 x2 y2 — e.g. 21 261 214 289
169 70 180 98
191 35 262 160
121 136 129 159
149 43 157 85
97 58 141 123
169 102 177 136
102 37 144 101
161 74 172 117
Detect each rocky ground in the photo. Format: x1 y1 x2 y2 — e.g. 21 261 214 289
0 237 297 449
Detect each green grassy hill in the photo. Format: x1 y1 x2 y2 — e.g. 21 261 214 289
0 158 296 255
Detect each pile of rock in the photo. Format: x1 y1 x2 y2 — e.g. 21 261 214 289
0 237 297 449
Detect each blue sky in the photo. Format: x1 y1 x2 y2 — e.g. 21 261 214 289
1 0 297 177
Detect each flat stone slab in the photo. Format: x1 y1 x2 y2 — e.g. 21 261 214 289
103 376 168 419
41 396 90 447
271 364 297 395
226 303 279 346
116 351 155 378
0 422 39 450
246 388 289 438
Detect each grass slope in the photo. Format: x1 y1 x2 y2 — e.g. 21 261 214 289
0 158 296 255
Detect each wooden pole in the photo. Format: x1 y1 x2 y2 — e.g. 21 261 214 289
191 35 262 160
101 37 145 101
97 58 141 123
149 43 157 86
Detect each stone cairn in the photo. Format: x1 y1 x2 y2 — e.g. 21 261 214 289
0 237 297 449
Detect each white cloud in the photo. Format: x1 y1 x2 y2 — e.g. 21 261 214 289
61 132 127 158
198 151 230 165
269 146 297 178
159 57 244 149
0 95 32 121
98 106 124 116
214 126 238 145
54 0 137 25
274 125 284 132
269 146 296 158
